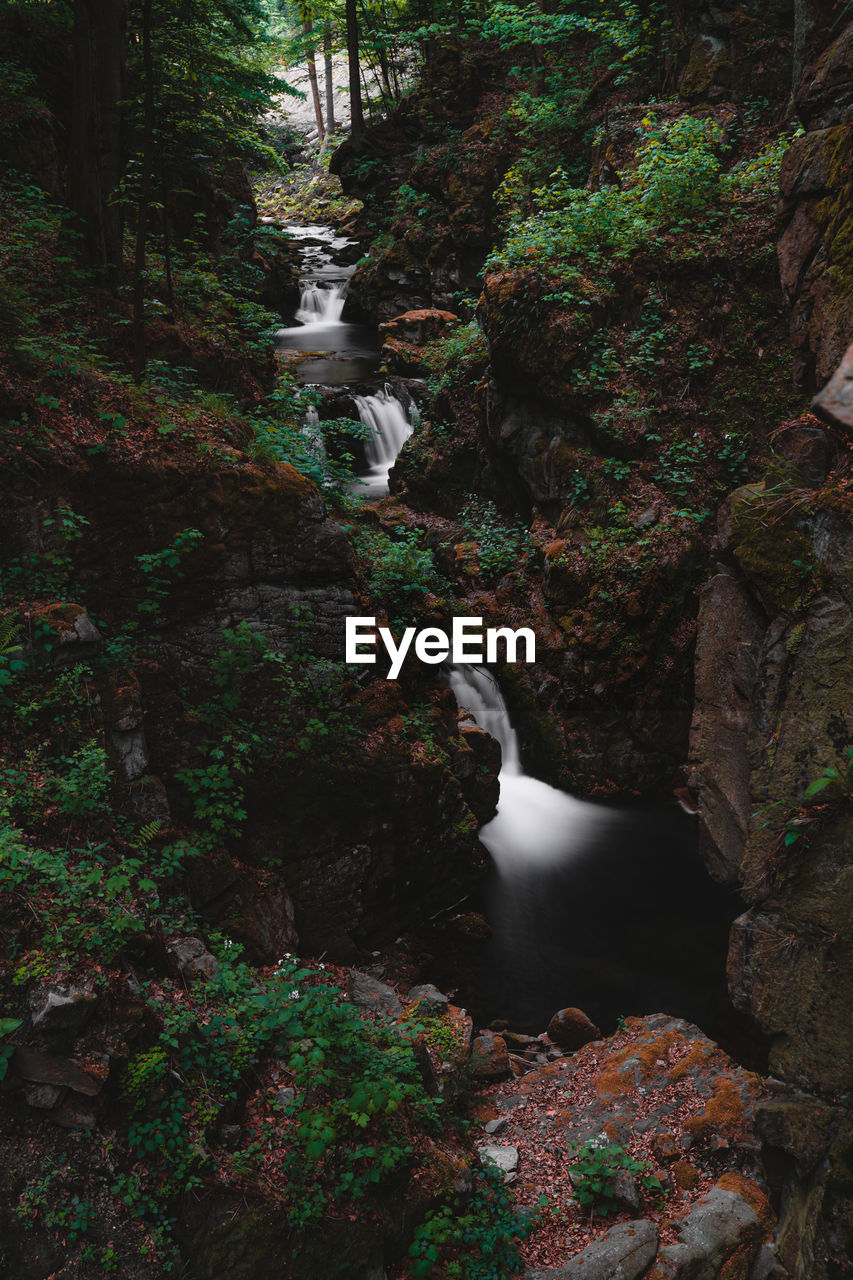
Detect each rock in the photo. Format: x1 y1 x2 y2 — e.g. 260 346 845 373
484 1117 508 1136
471 1031 511 1080
812 340 853 435
648 1179 773 1279
347 972 403 1019
652 1132 682 1164
526 1218 659 1279
23 1083 64 1109
275 1087 296 1107
29 983 98 1034
749 1242 788 1280
13 1048 102 1096
168 937 220 981
613 1168 642 1214
546 1007 601 1051
407 983 449 1008
45 607 103 670
687 571 766 882
478 1144 518 1175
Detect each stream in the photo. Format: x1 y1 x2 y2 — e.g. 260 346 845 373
277 224 749 1053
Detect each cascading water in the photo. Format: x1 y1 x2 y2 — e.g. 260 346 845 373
295 280 348 327
354 386 418 498
446 665 741 1037
448 665 610 871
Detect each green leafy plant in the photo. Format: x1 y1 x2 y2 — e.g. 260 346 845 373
0 1016 22 1080
408 1162 543 1278
458 498 532 582
568 1139 663 1217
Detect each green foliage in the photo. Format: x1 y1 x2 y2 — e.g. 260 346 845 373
408 1162 542 1278
123 950 442 1243
136 527 203 617
354 526 445 625
1 504 90 599
458 498 532 582
422 322 489 396
491 115 725 283
0 613 27 694
0 1016 22 1081
568 1139 663 1216
54 740 110 817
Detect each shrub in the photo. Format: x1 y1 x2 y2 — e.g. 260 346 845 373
568 1139 663 1216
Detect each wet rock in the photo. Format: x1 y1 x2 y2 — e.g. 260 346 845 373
648 1178 773 1279
347 972 403 1019
478 1144 518 1175
29 983 98 1034
546 1007 601 1051
471 1031 511 1080
526 1218 659 1279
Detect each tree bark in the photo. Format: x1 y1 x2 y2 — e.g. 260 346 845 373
302 16 325 141
345 0 365 142
324 20 336 134
132 0 154 383
69 0 127 289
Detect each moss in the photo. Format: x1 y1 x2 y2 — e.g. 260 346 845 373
595 1030 680 1098
730 484 816 613
684 1077 751 1144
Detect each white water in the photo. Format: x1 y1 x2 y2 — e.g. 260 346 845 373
448 665 616 874
354 387 417 498
295 280 348 327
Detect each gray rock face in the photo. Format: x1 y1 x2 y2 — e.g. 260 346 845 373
29 984 98 1034
526 1219 659 1279
347 972 403 1019
478 1144 518 1175
168 937 220 981
407 983 449 1008
687 570 766 883
652 1186 764 1279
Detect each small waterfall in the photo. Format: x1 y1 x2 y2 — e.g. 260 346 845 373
448 666 520 774
295 280 348 326
448 665 608 873
301 404 326 465
354 386 416 498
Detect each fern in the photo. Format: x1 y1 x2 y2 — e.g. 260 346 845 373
0 614 22 657
130 820 163 851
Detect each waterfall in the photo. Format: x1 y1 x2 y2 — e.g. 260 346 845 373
354 386 416 498
448 665 610 873
295 280 348 326
448 666 520 774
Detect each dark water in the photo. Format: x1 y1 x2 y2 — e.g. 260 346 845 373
422 798 760 1061
275 320 381 385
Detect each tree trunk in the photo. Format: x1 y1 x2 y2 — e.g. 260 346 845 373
303 16 325 141
324 20 336 133
69 0 127 289
132 0 154 383
345 0 365 142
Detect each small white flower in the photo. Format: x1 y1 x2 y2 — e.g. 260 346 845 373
318 963 326 970
289 989 300 1000
223 940 233 950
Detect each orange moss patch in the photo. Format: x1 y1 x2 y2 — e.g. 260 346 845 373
684 1077 750 1144
672 1160 701 1190
668 1038 717 1082
595 1030 680 1098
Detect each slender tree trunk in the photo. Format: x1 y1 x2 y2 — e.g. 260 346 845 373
345 0 365 142
324 20 336 133
302 16 325 140
69 0 127 289
132 0 154 383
